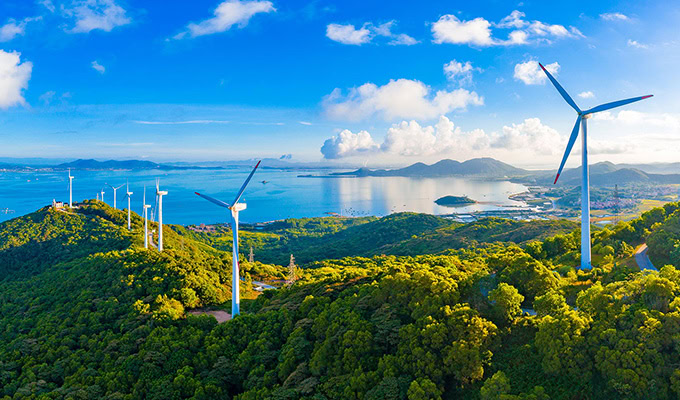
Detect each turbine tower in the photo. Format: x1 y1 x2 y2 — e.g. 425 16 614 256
100 188 105 204
106 183 125 209
155 179 168 251
143 186 151 249
68 169 74 208
539 63 652 269
195 160 261 317
125 181 133 230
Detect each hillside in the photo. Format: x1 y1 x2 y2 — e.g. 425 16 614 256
524 161 680 186
3 203 680 398
335 157 528 178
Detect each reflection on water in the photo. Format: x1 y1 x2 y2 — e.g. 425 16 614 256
0 169 528 225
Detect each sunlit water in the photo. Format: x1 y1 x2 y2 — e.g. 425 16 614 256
0 168 529 225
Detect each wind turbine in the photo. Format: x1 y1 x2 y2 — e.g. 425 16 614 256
106 183 125 209
68 169 74 208
156 179 168 251
143 186 151 249
539 63 652 269
195 160 261 317
125 181 133 230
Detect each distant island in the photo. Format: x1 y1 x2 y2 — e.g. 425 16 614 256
435 195 476 207
333 157 528 179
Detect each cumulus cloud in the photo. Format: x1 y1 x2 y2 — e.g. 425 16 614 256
320 129 378 159
0 50 32 109
62 0 131 33
91 60 105 73
432 10 581 46
432 14 494 46
320 116 571 159
513 60 559 85
323 79 483 121
0 17 42 42
173 0 275 39
578 91 594 99
326 23 371 45
491 118 562 154
443 60 474 85
326 21 416 46
600 12 629 21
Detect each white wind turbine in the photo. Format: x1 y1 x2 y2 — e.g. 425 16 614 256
143 186 151 249
195 160 261 317
96 192 100 201
100 188 105 204
156 179 168 251
125 181 133 230
539 62 653 269
106 183 125 209
68 169 74 208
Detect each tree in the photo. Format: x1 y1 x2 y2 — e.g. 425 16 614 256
489 283 524 321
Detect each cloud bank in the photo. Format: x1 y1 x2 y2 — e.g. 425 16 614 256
326 21 416 46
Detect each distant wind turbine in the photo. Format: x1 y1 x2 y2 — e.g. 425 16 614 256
68 169 74 208
143 186 151 249
195 160 261 317
156 179 168 251
106 183 125 209
100 188 105 204
539 62 653 269
96 192 99 201
125 180 133 230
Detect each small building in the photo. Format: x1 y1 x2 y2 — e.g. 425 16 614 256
52 199 65 209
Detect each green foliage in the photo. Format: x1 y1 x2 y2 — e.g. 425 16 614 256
4 201 680 399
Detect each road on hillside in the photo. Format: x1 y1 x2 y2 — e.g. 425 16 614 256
635 244 657 271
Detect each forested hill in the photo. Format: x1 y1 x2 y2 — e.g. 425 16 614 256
4 202 680 398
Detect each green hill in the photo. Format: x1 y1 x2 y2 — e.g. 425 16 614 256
3 203 680 398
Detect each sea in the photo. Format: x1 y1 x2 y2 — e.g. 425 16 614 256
0 168 529 225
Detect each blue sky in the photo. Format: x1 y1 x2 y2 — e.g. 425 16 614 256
0 0 678 167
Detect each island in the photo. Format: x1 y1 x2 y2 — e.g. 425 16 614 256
435 195 476 207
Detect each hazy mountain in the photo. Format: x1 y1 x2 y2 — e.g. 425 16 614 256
335 157 527 178
57 159 162 170
523 162 680 186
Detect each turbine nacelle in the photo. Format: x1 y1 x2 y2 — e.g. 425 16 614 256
232 203 247 212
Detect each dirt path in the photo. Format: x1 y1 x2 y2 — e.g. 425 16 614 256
187 309 232 323
634 244 657 271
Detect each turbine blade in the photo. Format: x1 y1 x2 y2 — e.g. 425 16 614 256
195 192 231 208
554 116 582 184
231 160 261 205
584 95 653 114
539 63 581 113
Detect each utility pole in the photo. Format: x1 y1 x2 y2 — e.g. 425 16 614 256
249 246 254 263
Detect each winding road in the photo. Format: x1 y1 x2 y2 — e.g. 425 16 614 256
634 244 657 271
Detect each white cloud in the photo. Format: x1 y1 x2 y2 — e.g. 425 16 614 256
91 60 105 74
513 60 559 85
627 39 648 49
320 129 378 159
600 12 629 21
321 116 571 159
497 10 527 29
323 79 483 121
373 21 418 45
0 17 42 42
62 0 131 33
0 50 32 109
432 11 581 46
491 118 562 155
432 14 494 46
578 91 594 99
298 121 312 125
326 21 417 46
174 0 275 39
326 23 371 45
443 60 474 85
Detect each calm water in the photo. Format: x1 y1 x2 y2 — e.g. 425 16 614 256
0 168 528 225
